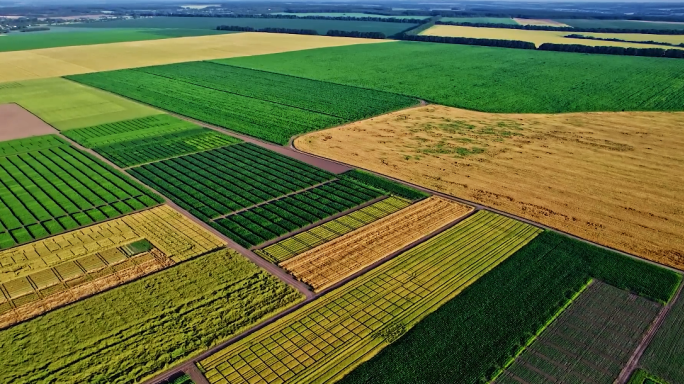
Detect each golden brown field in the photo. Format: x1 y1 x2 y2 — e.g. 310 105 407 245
0 32 389 83
420 25 684 49
281 196 472 291
295 105 684 270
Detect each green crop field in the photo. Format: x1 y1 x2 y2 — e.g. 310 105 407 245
338 231 680 384
67 16 419 35
558 19 684 30
256 196 411 263
128 143 337 221
0 248 303 383
0 78 160 130
641 288 684 384
198 211 541 384
63 115 242 167
66 63 418 144
497 281 661 384
440 17 518 24
211 178 385 248
219 41 684 113
0 135 161 250
0 28 234 52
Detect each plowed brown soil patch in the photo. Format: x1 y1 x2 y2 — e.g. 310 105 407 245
295 105 684 270
0 103 57 140
281 196 472 291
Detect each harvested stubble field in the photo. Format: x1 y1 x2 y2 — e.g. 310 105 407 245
0 135 162 250
641 288 684 384
64 114 242 167
420 25 684 49
295 105 684 269
0 78 160 130
496 281 662 384
257 196 411 263
281 196 473 292
339 231 679 384
0 32 388 82
0 248 303 383
512 18 571 27
67 62 417 144
198 211 541 384
0 205 223 326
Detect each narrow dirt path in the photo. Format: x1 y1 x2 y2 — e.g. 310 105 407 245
615 282 683 384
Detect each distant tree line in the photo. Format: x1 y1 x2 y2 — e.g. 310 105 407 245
565 34 684 48
19 26 50 32
435 21 684 36
397 33 536 49
326 30 385 39
164 13 426 23
538 43 684 58
216 26 317 35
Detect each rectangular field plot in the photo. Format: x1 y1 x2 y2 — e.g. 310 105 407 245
0 249 303 383
210 178 386 248
198 211 541 384
0 205 223 284
66 64 418 145
641 289 684 384
128 142 336 221
63 114 242 167
496 281 661 384
257 196 411 263
282 197 473 291
0 136 162 250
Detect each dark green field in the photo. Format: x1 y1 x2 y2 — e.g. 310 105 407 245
0 28 233 52
67 16 417 35
338 231 681 384
641 289 684 384
219 41 684 113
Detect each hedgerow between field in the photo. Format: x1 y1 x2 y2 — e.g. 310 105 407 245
338 231 681 384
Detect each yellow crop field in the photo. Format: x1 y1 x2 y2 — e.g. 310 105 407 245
0 32 390 83
420 25 684 49
256 196 411 263
0 204 223 327
281 197 473 292
295 105 684 270
198 211 541 384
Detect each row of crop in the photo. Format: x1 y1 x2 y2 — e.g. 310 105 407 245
95 128 241 168
66 70 345 145
198 212 540 383
62 115 193 148
258 196 413 263
0 147 157 230
135 62 417 122
338 231 681 384
340 169 429 201
211 179 384 247
128 144 334 220
0 135 67 157
0 196 155 250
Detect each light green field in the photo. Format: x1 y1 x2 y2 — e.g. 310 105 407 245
0 78 160 130
270 12 428 20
